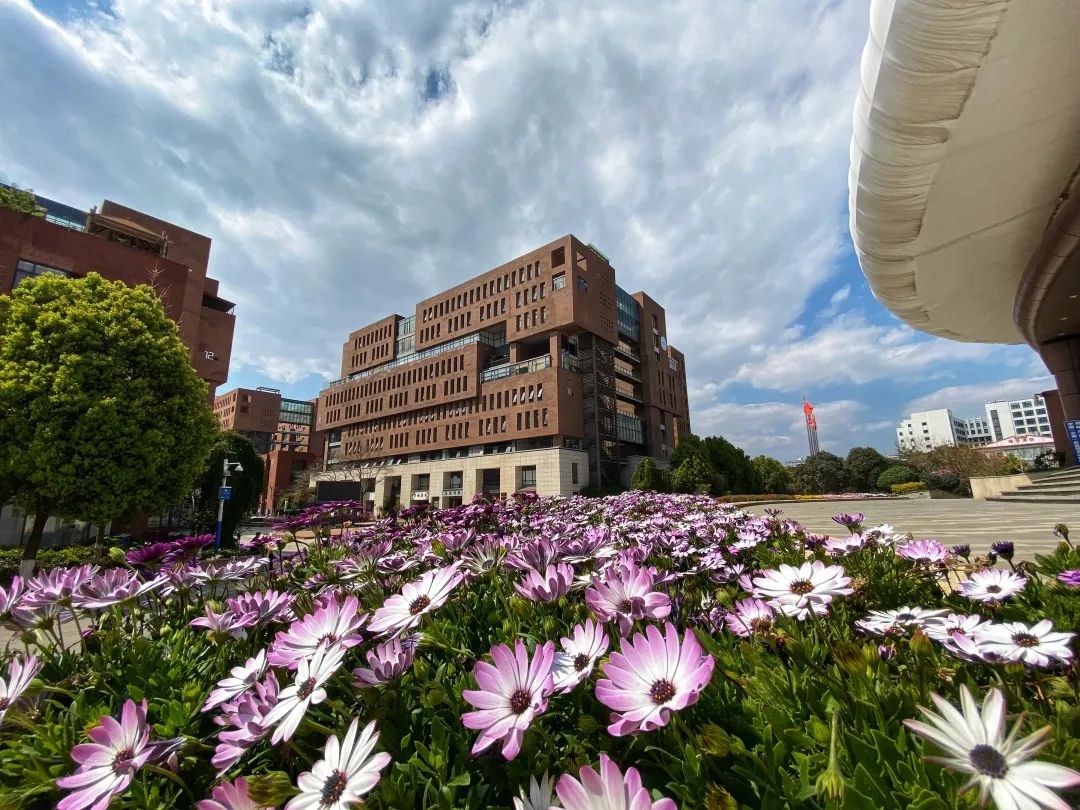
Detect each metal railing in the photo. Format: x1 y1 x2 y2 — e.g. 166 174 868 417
442 487 463 497
481 354 552 382
325 330 504 389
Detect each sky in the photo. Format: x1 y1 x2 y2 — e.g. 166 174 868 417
0 0 1053 461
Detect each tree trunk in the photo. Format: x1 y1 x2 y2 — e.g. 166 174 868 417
21 511 49 578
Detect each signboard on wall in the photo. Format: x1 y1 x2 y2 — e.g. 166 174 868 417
315 480 364 503
1066 419 1080 462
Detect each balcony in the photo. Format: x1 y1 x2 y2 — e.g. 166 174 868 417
443 487 463 497
614 344 640 363
614 363 640 382
615 386 643 404
481 354 552 382
411 491 429 501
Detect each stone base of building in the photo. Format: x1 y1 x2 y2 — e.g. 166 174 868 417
312 446 590 513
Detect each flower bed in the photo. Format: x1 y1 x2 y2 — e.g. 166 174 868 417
0 494 1078 808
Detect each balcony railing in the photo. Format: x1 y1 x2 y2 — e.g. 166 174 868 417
443 487 463 497
481 354 552 382
411 491 429 500
614 363 640 382
325 330 504 390
614 344 640 362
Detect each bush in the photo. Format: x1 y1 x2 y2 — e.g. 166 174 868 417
925 469 961 492
0 544 114 583
891 481 927 494
671 455 715 494
877 465 920 490
630 457 661 491
791 451 846 494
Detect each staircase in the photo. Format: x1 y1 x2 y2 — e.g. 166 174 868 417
989 468 1080 504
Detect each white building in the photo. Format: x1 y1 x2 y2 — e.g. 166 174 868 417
985 395 1052 441
896 409 966 451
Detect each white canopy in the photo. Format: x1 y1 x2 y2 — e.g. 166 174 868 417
848 0 1080 343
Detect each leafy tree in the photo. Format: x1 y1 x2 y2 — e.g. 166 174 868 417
631 457 660 491
899 445 1007 492
669 434 706 470
0 273 216 572
671 455 715 494
191 431 265 544
844 446 891 492
701 436 760 494
791 451 846 495
877 464 920 490
752 455 792 494
0 184 44 216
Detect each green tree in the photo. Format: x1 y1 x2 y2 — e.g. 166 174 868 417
702 436 760 494
631 457 659 491
844 446 891 492
191 431 265 544
0 273 216 571
877 464 920 490
752 455 792 494
0 184 45 216
791 451 846 495
671 455 715 494
669 434 706 470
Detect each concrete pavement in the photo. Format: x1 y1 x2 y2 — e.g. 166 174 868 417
767 498 1078 560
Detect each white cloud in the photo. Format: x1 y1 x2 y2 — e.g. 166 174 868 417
688 396 891 459
903 375 1055 420
0 0 867 392
829 285 851 306
731 313 1035 391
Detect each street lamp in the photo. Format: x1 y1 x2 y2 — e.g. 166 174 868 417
214 457 244 550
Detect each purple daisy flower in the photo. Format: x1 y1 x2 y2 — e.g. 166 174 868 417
551 619 609 694
367 564 465 637
0 654 41 727
584 563 671 635
596 622 714 737
352 635 419 687
212 673 279 773
896 539 950 565
461 639 555 760
202 650 269 712
1056 569 1080 587
197 778 272 810
268 593 366 668
514 563 575 602
723 598 775 637
555 754 676 810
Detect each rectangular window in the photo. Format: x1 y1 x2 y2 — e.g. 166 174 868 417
577 275 587 292
521 466 536 488
552 273 566 290
571 463 579 484
14 259 74 287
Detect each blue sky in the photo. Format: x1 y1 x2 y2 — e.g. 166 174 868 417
2 0 1051 460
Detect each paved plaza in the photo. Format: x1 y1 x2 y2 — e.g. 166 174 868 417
769 497 1079 560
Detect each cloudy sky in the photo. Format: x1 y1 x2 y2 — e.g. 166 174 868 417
1 0 1050 460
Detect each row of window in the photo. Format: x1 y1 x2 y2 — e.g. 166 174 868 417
13 259 72 288
514 306 547 332
421 260 545 324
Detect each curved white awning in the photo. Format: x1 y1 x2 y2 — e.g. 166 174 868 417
848 0 1080 344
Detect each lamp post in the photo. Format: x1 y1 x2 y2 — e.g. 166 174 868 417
214 457 244 550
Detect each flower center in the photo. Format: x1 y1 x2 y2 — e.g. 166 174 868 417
318 632 339 646
0 698 8 710
573 653 591 671
986 585 1001 594
749 617 772 633
112 748 135 774
1012 633 1039 648
649 679 676 704
789 580 814 595
508 688 531 714
618 599 634 613
968 744 1008 778
321 769 349 804
409 595 431 614
297 677 317 699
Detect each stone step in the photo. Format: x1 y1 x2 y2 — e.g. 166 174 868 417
1014 484 1080 495
993 492 1080 504
1038 468 1080 483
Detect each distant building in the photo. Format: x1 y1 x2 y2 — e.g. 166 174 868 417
984 395 1052 441
896 409 968 451
981 434 1057 463
213 387 325 511
0 189 235 397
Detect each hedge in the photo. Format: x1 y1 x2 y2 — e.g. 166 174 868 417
891 481 928 494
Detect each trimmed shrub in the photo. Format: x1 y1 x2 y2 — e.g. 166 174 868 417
891 481 927 494
877 465 920 490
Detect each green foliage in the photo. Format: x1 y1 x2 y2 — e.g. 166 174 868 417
1001 454 1027 474
0 184 44 216
877 465 920 491
752 455 792 494
0 273 217 563
671 455 714 493
891 481 927 494
792 451 846 495
0 544 116 582
630 457 663 491
845 446 891 492
191 431 265 544
671 434 761 494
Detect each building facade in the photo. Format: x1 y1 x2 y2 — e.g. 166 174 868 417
213 387 325 511
896 409 967 451
0 191 235 397
985 395 1053 441
314 235 690 509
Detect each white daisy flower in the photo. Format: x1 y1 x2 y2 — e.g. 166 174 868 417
959 569 1028 602
513 771 558 810
978 620 1075 668
904 685 1080 809
551 620 609 694
751 561 853 620
285 718 391 810
856 607 950 637
264 645 347 743
367 563 465 637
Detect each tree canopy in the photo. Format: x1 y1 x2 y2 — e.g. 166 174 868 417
670 434 760 494
191 431 265 544
791 451 846 495
630 456 660 491
671 455 714 494
0 184 44 217
844 446 891 492
0 273 216 566
751 455 792 494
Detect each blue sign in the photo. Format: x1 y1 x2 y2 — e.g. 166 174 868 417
219 486 233 501
1066 419 1080 461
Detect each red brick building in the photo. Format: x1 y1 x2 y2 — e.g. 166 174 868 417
315 236 690 509
0 192 235 397
213 387 325 511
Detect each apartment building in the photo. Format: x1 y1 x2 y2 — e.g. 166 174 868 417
314 235 690 509
897 393 1054 452
0 189 235 397
213 387 325 510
